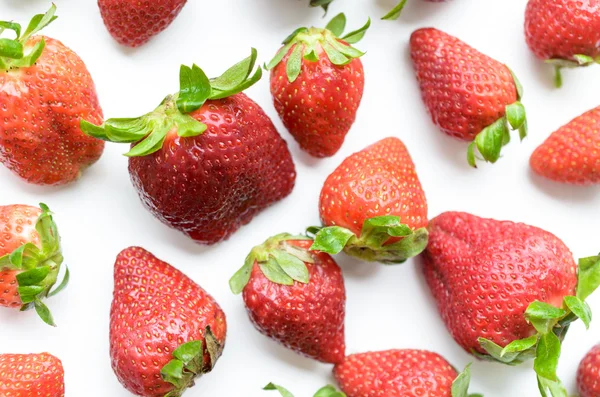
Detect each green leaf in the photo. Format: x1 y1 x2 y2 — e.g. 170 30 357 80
467 142 477 168
104 117 151 143
173 340 202 365
209 66 262 100
259 256 294 286
537 375 568 397
286 44 303 83
382 0 408 20
173 113 207 138
505 102 526 131
177 64 211 114
360 216 412 247
272 250 310 283
507 67 524 100
229 253 256 294
22 4 57 41
574 54 594 65
576 255 600 301
534 332 561 382
501 335 538 356
125 119 172 157
266 42 294 70
327 38 364 59
451 364 473 397
322 41 349 65
325 13 346 37
474 117 508 164
80 120 109 140
16 266 50 286
34 299 55 327
564 295 592 329
519 118 528 141
380 227 429 263
18 285 45 303
161 359 185 386
211 48 257 91
282 27 308 45
479 337 525 364
0 21 21 39
48 266 69 298
0 38 23 59
525 301 567 334
341 18 371 44
264 383 295 397
310 226 355 254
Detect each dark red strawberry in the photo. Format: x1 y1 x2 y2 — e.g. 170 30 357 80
0 5 104 186
422 211 600 396
525 0 600 87
410 27 527 167
0 203 68 326
81 50 296 245
530 105 600 185
309 137 428 264
110 246 226 397
333 350 476 397
0 353 65 397
578 344 600 397
230 234 345 364
382 0 450 20
264 383 346 396
98 0 187 47
267 13 368 158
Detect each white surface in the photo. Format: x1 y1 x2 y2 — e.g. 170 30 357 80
2 0 600 395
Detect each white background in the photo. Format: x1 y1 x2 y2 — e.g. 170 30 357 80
2 0 600 396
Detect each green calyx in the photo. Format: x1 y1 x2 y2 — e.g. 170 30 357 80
546 55 600 88
80 48 262 157
467 68 528 168
0 4 57 71
264 383 346 397
477 255 600 397
451 364 482 397
382 0 408 20
229 233 314 294
266 13 370 83
309 0 336 13
0 203 68 327
160 327 223 397
307 215 428 264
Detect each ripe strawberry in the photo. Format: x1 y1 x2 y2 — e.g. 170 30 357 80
333 350 476 397
98 0 187 47
410 27 527 167
82 50 296 245
0 203 68 326
308 137 428 264
0 5 104 186
422 211 600 396
578 344 600 397
0 353 64 397
267 13 368 158
264 383 346 397
525 0 600 87
530 106 600 185
110 246 226 397
382 0 449 20
230 234 345 364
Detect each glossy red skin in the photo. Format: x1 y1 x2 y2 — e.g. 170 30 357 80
270 44 364 157
0 36 104 185
334 350 457 397
320 137 427 237
410 28 518 141
525 0 600 61
0 353 65 397
0 205 41 308
242 240 346 364
530 106 600 185
129 93 296 245
422 212 577 355
578 344 600 397
98 0 187 47
110 247 227 397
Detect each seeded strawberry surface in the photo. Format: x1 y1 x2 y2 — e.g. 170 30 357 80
0 353 65 397
578 344 600 397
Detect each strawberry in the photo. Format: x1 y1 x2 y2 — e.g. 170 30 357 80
81 50 296 245
98 0 187 47
0 353 65 396
525 0 600 87
308 137 428 264
333 350 476 397
0 203 68 326
578 344 600 397
530 105 600 185
230 233 345 364
410 27 527 167
382 0 449 20
110 246 226 397
422 211 600 396
264 383 346 397
267 13 368 158
0 5 104 186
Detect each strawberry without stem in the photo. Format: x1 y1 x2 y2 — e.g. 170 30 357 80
0 353 64 397
578 344 600 397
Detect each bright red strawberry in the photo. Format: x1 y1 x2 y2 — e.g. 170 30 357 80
382 0 450 20
530 106 600 185
525 0 600 87
333 350 475 397
422 211 600 396
410 27 527 167
309 137 428 264
230 234 345 364
110 247 226 397
98 0 187 47
0 203 68 326
267 14 368 158
0 6 104 186
578 344 600 397
0 353 65 397
82 50 296 245
264 383 346 396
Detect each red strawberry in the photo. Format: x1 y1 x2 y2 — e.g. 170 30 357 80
98 0 187 47
578 344 600 397
110 247 226 397
267 13 368 158
0 203 68 326
0 353 65 397
82 50 296 245
525 0 600 87
230 234 345 364
264 383 345 396
382 0 450 20
333 350 476 397
530 105 600 185
0 5 104 186
410 27 527 167
309 137 428 264
422 211 600 396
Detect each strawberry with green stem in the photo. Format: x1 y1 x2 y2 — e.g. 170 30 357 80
265 383 346 397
